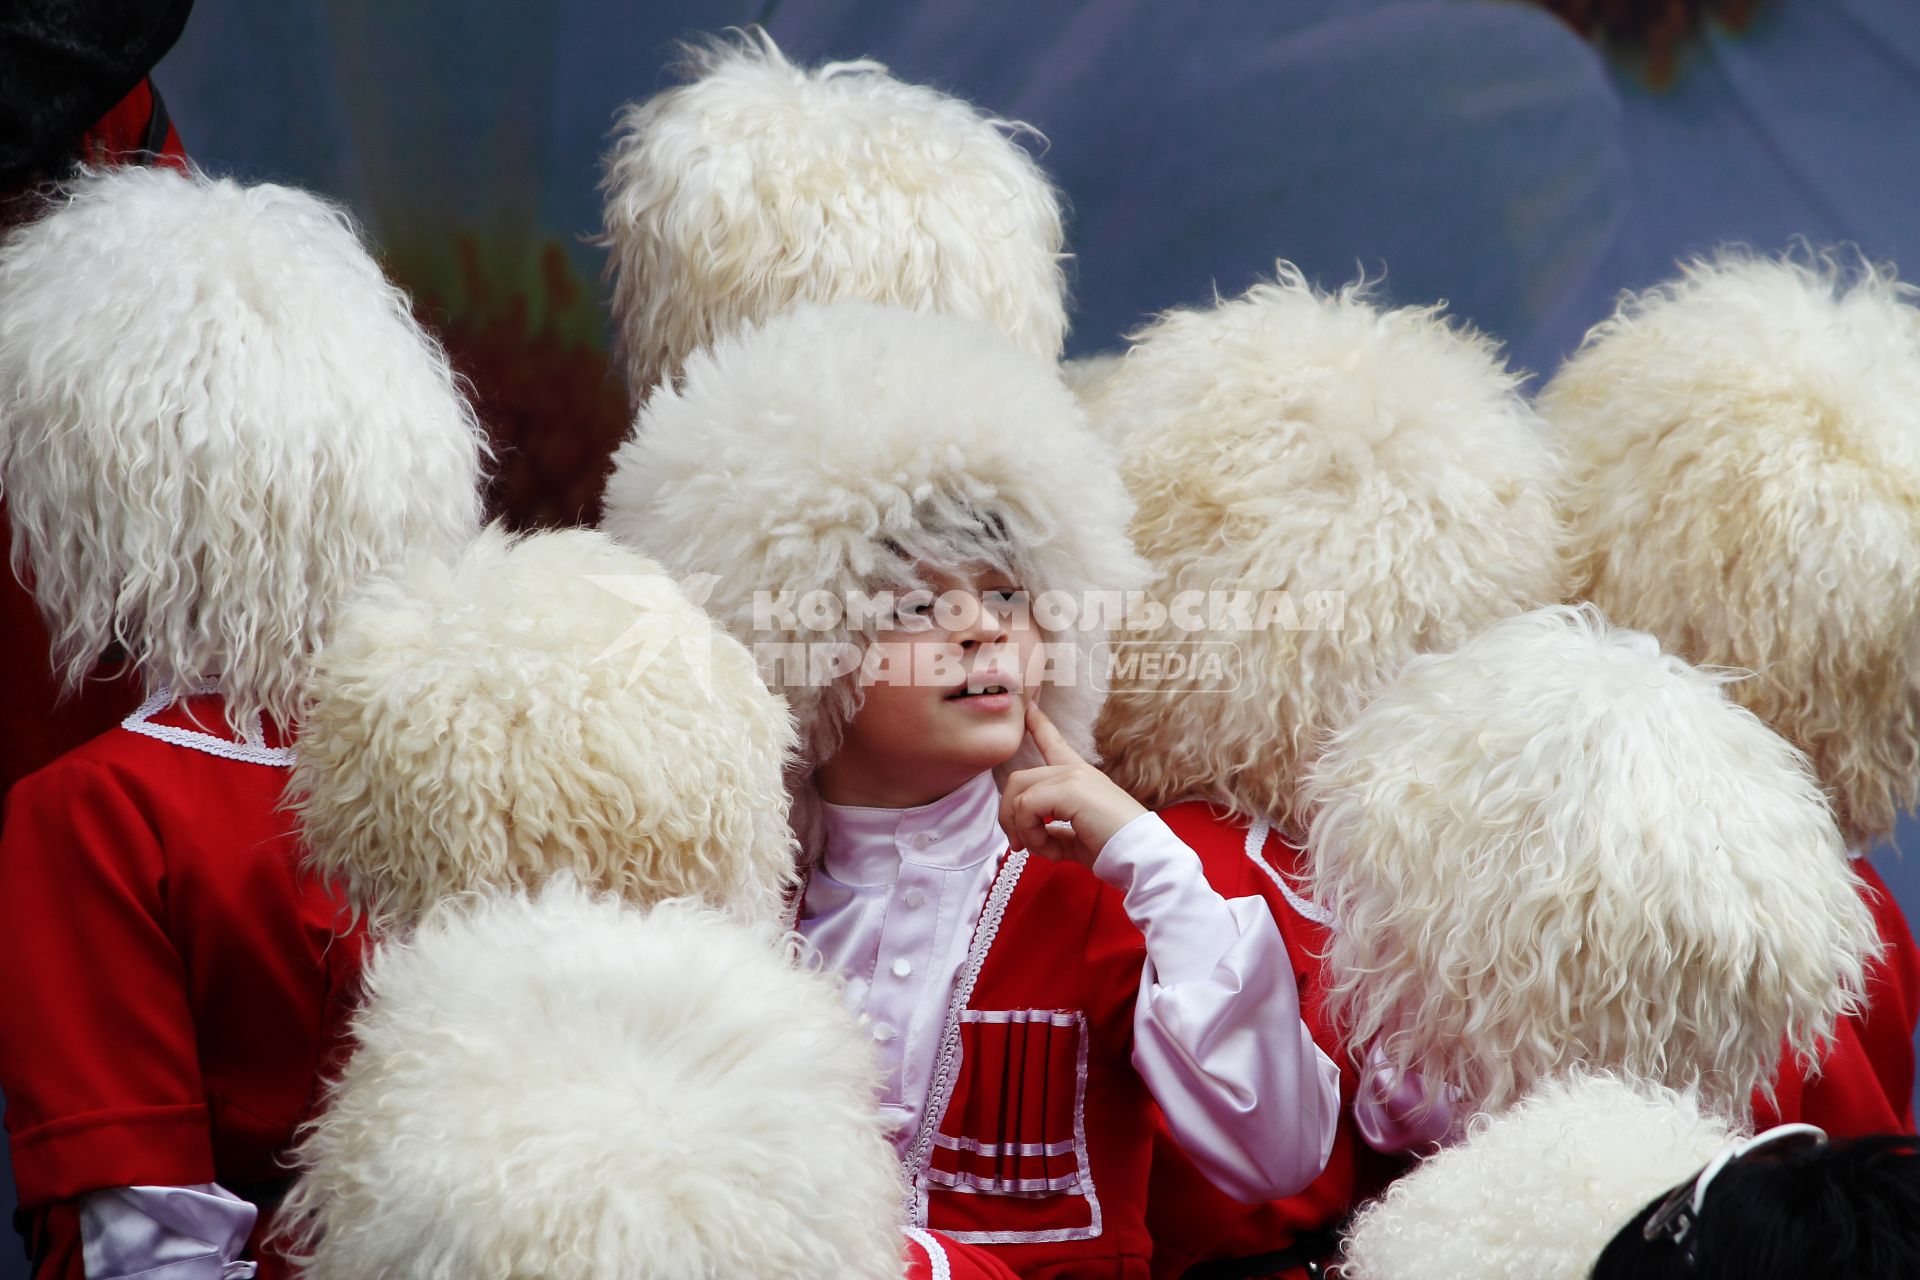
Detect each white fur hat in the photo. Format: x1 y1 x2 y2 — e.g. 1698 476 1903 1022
0 165 485 735
1339 1073 1736 1280
601 300 1148 779
1083 266 1568 832
1059 352 1125 408
279 877 905 1279
600 29 1067 401
1541 249 1920 847
1306 604 1876 1121
294 527 798 930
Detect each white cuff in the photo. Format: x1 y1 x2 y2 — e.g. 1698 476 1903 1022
80 1183 258 1280
1353 1042 1459 1153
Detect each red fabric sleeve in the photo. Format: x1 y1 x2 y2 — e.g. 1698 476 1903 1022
0 757 216 1205
1853 859 1919 1131
15 1201 83 1280
1754 1018 1906 1138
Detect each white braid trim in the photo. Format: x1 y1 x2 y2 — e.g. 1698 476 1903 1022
121 686 296 768
903 1227 952 1280
1244 817 1336 930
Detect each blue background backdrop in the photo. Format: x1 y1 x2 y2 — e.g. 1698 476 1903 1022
6 2 1920 1273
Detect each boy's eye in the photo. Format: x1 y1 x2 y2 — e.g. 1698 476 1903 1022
985 588 1028 614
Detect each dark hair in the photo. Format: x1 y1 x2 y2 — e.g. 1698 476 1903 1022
1591 1134 1920 1279
876 501 1019 589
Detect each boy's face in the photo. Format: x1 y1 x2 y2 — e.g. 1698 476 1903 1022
814 561 1040 808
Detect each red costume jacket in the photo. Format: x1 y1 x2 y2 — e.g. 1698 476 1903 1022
906 847 1173 1278
1753 858 1919 1137
1849 859 1919 1131
0 693 364 1279
1144 803 1410 1280
1754 1016 1905 1136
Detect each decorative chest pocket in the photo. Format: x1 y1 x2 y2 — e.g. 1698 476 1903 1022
923 1009 1101 1243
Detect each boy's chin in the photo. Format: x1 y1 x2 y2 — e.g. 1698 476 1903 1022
942 726 1026 773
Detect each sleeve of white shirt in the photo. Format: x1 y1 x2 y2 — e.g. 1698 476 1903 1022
79 1183 259 1280
1092 811 1343 1203
1351 1040 1459 1154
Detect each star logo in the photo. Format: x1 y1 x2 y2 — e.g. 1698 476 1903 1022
586 571 725 701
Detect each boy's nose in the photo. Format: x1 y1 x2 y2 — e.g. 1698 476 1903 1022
958 595 1009 647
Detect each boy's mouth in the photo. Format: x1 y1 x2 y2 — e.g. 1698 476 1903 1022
946 671 1021 701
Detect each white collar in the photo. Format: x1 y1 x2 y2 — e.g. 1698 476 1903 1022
820 770 1003 887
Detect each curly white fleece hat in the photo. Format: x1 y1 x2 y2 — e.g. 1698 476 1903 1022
1541 249 1920 847
600 29 1067 401
1340 1073 1737 1280
1306 604 1875 1121
1081 265 1568 833
295 527 798 930
601 299 1148 778
0 164 485 735
280 878 906 1279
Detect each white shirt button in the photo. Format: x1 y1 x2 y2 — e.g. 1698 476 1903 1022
902 887 927 909
912 831 935 849
891 957 913 978
872 1022 898 1042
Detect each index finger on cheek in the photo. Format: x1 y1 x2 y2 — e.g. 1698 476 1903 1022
1025 702 1081 767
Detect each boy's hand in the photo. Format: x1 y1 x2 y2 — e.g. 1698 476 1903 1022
999 702 1148 867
